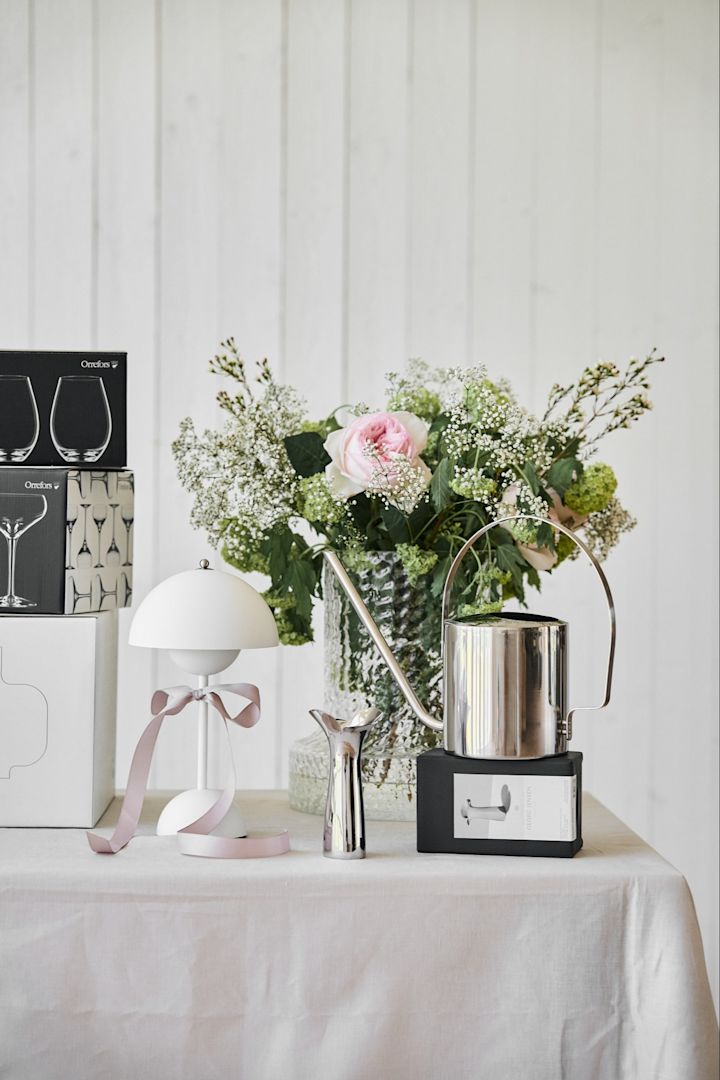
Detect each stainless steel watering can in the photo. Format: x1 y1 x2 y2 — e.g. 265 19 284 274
324 515 616 760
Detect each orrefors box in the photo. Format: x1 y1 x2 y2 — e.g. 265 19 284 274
0 468 133 614
0 611 117 827
0 350 127 468
417 748 583 858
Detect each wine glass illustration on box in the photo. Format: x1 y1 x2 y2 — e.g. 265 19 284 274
0 493 48 609
121 505 134 566
50 376 112 463
69 575 93 614
65 504 79 570
119 572 132 606
76 504 93 569
105 504 121 567
0 376 40 462
91 504 107 568
94 573 117 610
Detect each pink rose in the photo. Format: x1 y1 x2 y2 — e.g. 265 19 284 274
324 411 430 500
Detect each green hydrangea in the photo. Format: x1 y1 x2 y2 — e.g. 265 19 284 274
295 473 345 524
262 590 295 611
221 522 270 575
554 533 577 565
272 608 313 646
565 463 617 515
387 387 442 421
449 468 497 501
341 542 372 574
457 600 504 617
396 543 438 585
464 378 508 419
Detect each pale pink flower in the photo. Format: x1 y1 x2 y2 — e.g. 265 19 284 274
500 484 587 571
324 411 430 500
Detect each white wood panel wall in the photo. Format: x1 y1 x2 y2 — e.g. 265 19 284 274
1 0 717 1006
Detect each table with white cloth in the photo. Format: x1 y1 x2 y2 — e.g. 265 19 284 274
1 791 717 1080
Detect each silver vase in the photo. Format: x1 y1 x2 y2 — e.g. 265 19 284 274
289 553 443 821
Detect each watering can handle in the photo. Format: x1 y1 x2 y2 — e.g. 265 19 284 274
441 515 616 740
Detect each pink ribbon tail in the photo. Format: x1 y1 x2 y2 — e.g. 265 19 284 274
86 683 289 859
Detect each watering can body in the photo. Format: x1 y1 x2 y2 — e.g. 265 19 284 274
324 515 615 761
443 612 567 758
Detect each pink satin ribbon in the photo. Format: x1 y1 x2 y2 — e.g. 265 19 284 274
87 684 289 859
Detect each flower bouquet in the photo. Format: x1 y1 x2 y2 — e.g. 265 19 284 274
174 342 661 817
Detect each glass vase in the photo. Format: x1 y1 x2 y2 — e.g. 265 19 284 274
288 553 443 820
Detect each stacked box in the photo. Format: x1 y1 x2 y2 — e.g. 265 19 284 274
417 748 583 858
0 351 132 826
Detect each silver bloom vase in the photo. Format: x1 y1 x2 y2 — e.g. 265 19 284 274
288 553 443 821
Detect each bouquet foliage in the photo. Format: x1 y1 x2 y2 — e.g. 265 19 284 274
174 342 662 645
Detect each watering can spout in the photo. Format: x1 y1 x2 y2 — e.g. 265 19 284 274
323 551 444 734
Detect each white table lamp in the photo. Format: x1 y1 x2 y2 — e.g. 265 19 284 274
129 559 278 837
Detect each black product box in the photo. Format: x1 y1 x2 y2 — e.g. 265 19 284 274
417 748 583 858
0 351 126 468
0 468 133 614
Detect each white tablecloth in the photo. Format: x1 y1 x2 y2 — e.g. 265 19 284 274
1 792 717 1080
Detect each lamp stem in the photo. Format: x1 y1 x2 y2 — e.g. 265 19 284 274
197 673 209 791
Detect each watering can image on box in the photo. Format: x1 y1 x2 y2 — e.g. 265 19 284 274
324 515 616 760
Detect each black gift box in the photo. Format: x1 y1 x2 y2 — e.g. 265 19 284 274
417 748 583 858
0 468 133 614
0 351 126 468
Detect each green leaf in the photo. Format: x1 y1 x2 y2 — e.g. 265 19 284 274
520 460 541 496
380 505 411 543
495 542 528 596
283 432 330 477
284 558 315 618
545 457 581 497
536 521 556 552
428 413 450 436
431 555 452 598
266 526 293 583
430 457 453 513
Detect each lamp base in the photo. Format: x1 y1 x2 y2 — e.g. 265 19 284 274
156 789 247 838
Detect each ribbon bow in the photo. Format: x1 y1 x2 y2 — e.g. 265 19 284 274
87 683 289 859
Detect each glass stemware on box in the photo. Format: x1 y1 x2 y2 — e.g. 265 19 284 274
50 376 112 464
76 504 93 569
105 504 122 567
91 504 108 568
0 376 40 463
0 493 48 609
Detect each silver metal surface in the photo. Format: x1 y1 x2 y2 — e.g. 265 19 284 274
323 515 616 760
444 613 567 757
310 706 382 859
323 552 443 733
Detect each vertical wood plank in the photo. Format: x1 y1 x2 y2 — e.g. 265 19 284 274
95 0 157 785
653 0 719 1005
583 0 664 839
152 0 225 788
32 0 93 347
279 0 347 782
0 0 31 345
472 1 537 387
407 0 473 366
346 0 410 407
212 0 285 789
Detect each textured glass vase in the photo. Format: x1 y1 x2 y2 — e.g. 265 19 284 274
288 553 443 821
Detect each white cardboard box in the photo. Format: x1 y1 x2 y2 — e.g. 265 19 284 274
0 611 117 827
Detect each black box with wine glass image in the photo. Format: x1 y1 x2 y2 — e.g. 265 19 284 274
0 469 133 615
0 351 126 468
